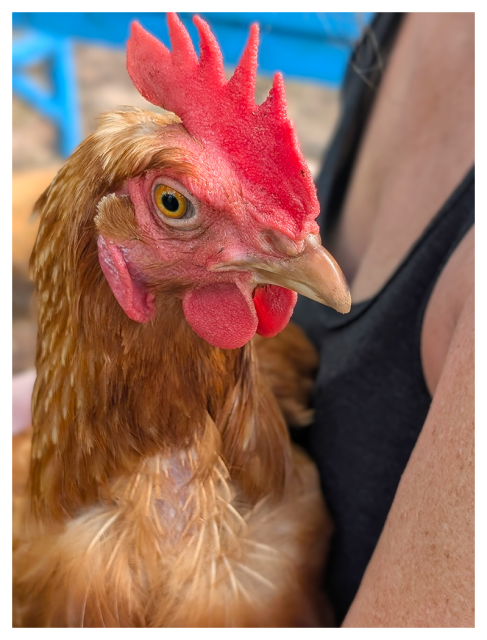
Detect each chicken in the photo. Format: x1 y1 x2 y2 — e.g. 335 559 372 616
12 13 350 627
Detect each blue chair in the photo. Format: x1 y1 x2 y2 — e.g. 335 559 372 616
12 27 80 158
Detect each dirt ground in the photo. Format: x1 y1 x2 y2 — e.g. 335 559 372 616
12 41 340 374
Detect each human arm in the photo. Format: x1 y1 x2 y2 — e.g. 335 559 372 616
342 229 474 627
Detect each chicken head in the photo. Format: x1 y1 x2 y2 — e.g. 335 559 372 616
97 13 351 349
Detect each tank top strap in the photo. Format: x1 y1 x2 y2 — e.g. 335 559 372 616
315 13 404 237
320 165 475 331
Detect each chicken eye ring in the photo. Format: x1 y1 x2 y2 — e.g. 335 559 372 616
151 178 199 228
154 185 188 219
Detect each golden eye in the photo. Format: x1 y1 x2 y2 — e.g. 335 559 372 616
154 184 188 219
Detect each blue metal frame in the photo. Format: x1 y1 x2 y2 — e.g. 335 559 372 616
13 28 80 158
12 12 374 157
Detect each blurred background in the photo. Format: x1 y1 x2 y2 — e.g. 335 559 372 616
12 11 374 376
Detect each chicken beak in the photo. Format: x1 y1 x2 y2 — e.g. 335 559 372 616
251 234 351 313
212 234 351 313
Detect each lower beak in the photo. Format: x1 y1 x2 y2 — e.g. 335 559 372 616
213 234 351 314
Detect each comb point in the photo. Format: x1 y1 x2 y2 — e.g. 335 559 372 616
167 11 198 67
261 72 287 117
228 23 259 105
193 15 225 85
272 73 287 103
127 21 171 107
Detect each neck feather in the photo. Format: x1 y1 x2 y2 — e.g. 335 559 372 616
28 111 292 522
30 220 291 522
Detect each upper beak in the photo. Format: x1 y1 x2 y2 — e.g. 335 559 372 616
212 234 351 314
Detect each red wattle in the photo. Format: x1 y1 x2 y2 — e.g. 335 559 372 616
253 285 297 338
182 283 258 350
182 282 297 349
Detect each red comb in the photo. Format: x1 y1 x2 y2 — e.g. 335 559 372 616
127 13 319 233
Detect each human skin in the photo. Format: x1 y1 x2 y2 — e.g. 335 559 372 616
333 13 475 627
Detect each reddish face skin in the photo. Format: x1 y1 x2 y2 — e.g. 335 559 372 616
98 124 318 349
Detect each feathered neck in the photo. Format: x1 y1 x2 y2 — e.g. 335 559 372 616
28 109 291 523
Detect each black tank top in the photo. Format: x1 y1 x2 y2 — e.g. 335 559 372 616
291 13 475 624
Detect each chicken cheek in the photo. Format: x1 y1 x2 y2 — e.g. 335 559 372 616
182 283 258 350
254 286 298 338
97 236 156 323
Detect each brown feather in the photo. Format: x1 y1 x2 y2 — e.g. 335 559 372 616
254 323 320 427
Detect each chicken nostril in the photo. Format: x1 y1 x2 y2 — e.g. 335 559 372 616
262 230 300 258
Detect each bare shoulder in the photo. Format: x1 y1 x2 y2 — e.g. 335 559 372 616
343 228 475 627
421 225 474 394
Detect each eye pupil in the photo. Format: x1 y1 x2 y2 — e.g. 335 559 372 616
162 193 180 212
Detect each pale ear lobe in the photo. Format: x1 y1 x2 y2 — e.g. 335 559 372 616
97 235 155 323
